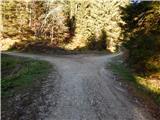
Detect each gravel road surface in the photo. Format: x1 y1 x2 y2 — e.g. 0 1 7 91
4 52 154 120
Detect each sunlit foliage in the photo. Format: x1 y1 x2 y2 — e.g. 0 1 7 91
65 0 129 51
1 0 71 50
1 0 129 52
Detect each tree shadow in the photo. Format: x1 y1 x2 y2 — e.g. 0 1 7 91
67 16 76 37
86 29 108 51
120 1 160 76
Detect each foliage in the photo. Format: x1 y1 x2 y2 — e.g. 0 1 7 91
121 1 160 75
123 34 160 74
2 1 30 38
66 0 128 51
1 0 71 50
109 61 160 105
1 0 129 52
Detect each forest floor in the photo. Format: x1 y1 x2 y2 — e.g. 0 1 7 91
2 51 158 120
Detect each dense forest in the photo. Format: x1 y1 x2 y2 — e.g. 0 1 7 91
1 0 160 74
121 1 160 75
1 0 129 52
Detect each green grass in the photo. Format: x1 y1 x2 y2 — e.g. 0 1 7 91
108 60 160 105
109 63 136 82
1 54 51 97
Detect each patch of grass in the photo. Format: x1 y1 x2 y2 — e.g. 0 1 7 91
109 63 135 82
1 54 51 97
108 60 160 105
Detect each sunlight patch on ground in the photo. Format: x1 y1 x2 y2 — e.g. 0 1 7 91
136 76 160 95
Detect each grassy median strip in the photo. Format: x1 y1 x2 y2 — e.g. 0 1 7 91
1 54 51 97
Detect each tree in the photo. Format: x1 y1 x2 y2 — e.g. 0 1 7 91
65 0 129 52
121 1 160 75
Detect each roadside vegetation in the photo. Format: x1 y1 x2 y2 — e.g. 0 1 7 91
109 58 160 104
108 56 160 119
108 1 160 118
113 1 160 104
121 1 160 76
2 54 51 97
1 54 52 119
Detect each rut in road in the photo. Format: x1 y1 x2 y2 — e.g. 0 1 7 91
4 52 155 120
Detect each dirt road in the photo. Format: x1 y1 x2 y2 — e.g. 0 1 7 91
3 52 154 120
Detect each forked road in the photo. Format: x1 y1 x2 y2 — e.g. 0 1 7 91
4 52 154 120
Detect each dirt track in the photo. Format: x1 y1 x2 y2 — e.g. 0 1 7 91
3 52 155 120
